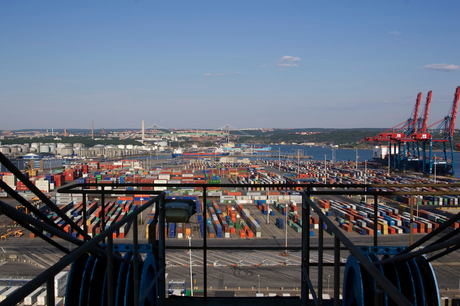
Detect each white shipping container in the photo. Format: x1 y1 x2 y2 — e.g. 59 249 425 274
54 272 68 292
254 196 267 201
0 287 9 296
24 287 45 305
0 286 21 302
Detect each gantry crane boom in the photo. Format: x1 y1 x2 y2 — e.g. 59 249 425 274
413 91 432 140
448 86 460 138
411 92 422 134
421 91 432 134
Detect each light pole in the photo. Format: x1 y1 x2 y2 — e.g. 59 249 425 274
364 161 367 203
355 148 358 170
324 154 327 183
267 201 270 224
284 205 288 255
278 148 281 171
189 236 193 296
297 149 300 178
388 142 391 175
258 275 260 293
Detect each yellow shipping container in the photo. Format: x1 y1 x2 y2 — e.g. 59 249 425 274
378 222 388 235
398 204 407 215
86 217 93 226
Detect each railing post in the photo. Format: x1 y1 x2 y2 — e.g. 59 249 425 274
101 186 106 243
305 192 311 302
83 191 88 241
374 194 378 247
318 218 324 306
410 186 414 245
158 195 166 306
46 277 55 306
301 190 310 306
133 216 140 306
203 186 208 299
334 236 340 306
107 235 114 306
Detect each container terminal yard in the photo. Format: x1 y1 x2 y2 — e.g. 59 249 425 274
1 153 460 305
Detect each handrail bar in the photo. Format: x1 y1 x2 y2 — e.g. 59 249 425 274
56 182 460 199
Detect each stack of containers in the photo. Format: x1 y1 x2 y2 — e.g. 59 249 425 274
234 203 261 237
197 214 204 238
326 199 448 236
133 194 150 205
54 272 67 298
64 169 77 181
185 223 191 237
169 223 175 238
177 223 184 239
88 161 99 170
2 173 16 190
0 287 21 302
35 178 50 192
37 290 47 305
211 201 230 238
119 206 135 238
275 218 284 229
16 178 31 192
154 179 168 191
23 287 45 305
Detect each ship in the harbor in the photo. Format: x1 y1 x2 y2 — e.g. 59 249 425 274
239 144 271 152
222 143 271 154
172 147 230 158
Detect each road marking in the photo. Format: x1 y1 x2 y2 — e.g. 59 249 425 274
1 247 5 253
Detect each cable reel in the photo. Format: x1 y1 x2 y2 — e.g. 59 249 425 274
342 246 439 306
65 244 159 306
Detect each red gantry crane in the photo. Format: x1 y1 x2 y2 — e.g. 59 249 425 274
364 87 459 176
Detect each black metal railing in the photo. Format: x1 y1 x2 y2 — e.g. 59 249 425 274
0 180 459 305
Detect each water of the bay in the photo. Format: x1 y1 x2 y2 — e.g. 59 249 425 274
138 144 460 178
264 145 460 179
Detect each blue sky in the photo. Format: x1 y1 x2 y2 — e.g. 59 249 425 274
1 1 459 130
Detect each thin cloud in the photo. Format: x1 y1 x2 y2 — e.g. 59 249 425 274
203 72 226 76
424 63 459 72
276 55 301 68
277 63 299 67
389 30 401 35
280 56 301 62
